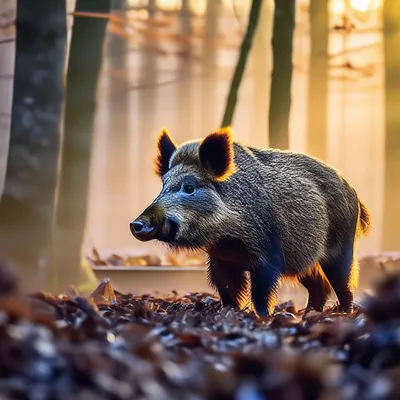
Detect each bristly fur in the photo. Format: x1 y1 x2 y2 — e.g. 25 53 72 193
198 127 237 181
134 126 372 317
154 127 177 177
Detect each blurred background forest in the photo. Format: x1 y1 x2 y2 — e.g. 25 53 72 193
0 0 399 295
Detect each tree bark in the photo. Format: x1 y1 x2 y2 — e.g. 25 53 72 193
221 0 262 128
53 0 110 290
0 0 66 292
201 0 221 133
102 0 130 256
178 0 192 137
251 0 272 148
306 0 328 160
268 0 295 149
382 0 400 252
0 2 15 195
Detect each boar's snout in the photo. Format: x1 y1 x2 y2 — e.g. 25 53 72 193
130 202 179 243
130 220 156 241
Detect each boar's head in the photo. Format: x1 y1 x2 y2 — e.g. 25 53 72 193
130 127 239 251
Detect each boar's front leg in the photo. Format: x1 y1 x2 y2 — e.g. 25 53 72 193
250 263 281 317
207 259 248 309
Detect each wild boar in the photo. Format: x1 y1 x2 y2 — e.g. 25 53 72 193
130 127 371 317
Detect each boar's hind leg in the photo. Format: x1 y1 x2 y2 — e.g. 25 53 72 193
250 264 281 317
299 264 332 312
207 260 248 309
320 240 356 313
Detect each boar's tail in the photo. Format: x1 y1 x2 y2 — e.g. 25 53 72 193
358 199 372 236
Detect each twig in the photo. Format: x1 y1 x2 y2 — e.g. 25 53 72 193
129 77 186 91
69 11 111 19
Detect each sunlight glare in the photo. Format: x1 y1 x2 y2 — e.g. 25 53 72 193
330 0 346 15
126 0 148 7
157 0 182 11
349 0 381 12
189 0 206 17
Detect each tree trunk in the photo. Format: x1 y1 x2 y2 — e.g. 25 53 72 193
53 0 110 290
102 0 130 256
251 0 273 148
0 0 67 292
382 0 400 252
180 0 190 37
306 0 328 160
268 0 295 149
221 0 262 128
201 0 221 133
178 0 192 137
0 2 15 195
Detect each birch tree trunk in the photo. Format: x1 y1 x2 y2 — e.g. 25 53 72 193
0 0 67 292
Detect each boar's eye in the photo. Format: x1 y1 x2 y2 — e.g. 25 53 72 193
182 184 196 194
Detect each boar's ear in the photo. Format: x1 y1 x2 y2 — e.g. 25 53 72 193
154 127 177 177
198 127 236 181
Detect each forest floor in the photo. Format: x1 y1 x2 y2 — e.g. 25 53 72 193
0 261 400 400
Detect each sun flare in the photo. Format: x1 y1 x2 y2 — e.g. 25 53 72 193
349 0 381 12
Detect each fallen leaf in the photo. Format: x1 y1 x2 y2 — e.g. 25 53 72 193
89 278 117 305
